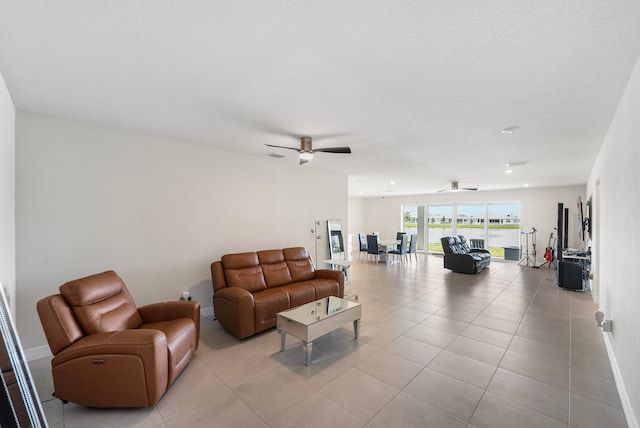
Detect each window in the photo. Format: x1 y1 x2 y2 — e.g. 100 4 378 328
404 202 521 258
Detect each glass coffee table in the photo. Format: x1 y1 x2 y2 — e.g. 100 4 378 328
277 296 362 365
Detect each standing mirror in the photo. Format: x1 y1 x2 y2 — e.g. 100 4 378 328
327 220 345 260
0 283 48 427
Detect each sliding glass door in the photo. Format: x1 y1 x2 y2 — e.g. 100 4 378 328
487 203 521 257
427 205 453 252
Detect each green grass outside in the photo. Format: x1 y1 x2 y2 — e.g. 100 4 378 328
404 223 520 230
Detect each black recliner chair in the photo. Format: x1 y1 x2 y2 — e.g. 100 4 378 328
441 235 491 274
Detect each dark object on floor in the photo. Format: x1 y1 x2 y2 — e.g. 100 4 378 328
441 235 491 274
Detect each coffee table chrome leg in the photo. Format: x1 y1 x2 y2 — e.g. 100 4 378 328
353 319 360 338
303 341 313 366
279 330 286 351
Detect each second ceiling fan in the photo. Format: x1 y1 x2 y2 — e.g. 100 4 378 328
438 181 478 192
266 136 351 165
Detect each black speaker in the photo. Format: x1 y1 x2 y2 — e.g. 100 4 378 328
557 203 563 262
563 207 569 249
558 261 583 290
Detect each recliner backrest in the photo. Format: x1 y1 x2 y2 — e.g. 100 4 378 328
283 247 315 281
59 270 143 334
36 294 85 355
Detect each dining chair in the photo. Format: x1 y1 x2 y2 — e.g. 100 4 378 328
408 233 418 262
358 233 367 260
395 232 406 251
389 234 409 263
366 234 386 263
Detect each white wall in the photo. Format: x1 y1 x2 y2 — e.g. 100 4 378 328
16 111 348 350
358 186 586 250
587 56 640 427
0 71 15 317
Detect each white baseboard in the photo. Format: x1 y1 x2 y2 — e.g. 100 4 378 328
603 332 638 428
25 345 51 362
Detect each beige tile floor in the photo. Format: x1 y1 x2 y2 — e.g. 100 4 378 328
30 254 628 427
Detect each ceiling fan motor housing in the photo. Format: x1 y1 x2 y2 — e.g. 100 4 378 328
300 136 313 153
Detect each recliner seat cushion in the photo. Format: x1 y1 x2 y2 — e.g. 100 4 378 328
140 318 197 386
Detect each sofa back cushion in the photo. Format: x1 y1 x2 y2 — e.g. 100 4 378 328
59 270 143 334
283 247 315 282
222 252 267 293
258 250 293 287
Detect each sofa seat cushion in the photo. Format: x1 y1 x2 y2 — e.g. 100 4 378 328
285 282 316 307
140 318 197 386
309 279 341 300
253 288 291 332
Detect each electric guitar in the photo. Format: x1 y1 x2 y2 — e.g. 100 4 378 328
544 233 555 262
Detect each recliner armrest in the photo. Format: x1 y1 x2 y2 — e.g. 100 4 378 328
50 329 169 408
469 248 491 255
138 300 200 324
52 329 168 365
139 301 201 348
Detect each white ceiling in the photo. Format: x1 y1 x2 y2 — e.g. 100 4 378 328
1 2 639 197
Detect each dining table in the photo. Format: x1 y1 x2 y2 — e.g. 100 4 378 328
377 239 400 263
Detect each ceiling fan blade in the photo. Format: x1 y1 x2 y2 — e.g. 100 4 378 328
299 158 309 165
462 187 478 191
313 147 352 154
264 144 301 152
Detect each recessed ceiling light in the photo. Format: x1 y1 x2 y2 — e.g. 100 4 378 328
524 184 529 187
505 161 528 167
501 126 520 134
505 169 513 174
390 181 396 185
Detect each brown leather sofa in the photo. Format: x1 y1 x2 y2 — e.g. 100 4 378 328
36 270 200 407
211 247 344 339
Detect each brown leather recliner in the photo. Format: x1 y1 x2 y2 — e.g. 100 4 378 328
36 270 200 408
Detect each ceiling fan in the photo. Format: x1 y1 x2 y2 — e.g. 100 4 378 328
265 136 352 165
438 181 478 192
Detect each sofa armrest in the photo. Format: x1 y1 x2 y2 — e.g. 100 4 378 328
315 269 345 297
213 287 255 339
